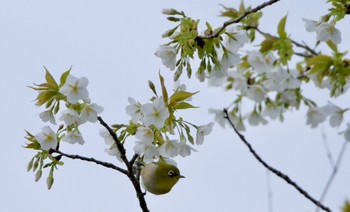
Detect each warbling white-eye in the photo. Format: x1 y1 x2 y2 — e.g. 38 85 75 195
141 160 185 195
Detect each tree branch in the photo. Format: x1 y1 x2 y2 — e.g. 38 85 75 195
52 149 128 175
223 108 332 212
97 116 149 212
199 0 281 39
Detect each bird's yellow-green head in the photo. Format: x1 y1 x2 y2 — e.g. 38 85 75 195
141 161 184 195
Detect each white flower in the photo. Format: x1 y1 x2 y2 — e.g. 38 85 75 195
263 104 281 120
302 19 341 44
316 22 341 44
59 109 81 126
135 126 154 143
209 109 226 128
329 111 344 128
59 75 90 104
208 69 229 87
196 122 214 145
80 103 104 123
264 68 301 92
141 98 170 129
306 107 327 128
233 115 246 132
126 97 142 123
158 139 179 158
340 123 350 142
228 69 248 93
246 84 266 103
155 45 177 70
280 90 298 108
248 110 268 126
62 130 85 145
302 18 318 32
324 104 344 128
99 129 114 145
220 51 240 71
228 113 246 131
134 140 159 163
35 126 57 151
39 110 56 125
247 51 276 74
177 141 197 157
105 144 123 162
225 30 249 52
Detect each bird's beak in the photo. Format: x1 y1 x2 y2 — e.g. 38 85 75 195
179 175 185 178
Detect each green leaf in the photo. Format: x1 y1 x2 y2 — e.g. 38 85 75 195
27 157 35 172
47 166 55 190
326 40 338 53
32 156 40 172
173 102 198 110
184 124 194 145
35 170 42 182
260 36 277 53
169 91 198 106
159 73 168 101
167 17 181 22
174 65 183 81
186 63 192 78
162 27 178 38
277 15 288 38
148 80 158 97
307 55 333 67
59 67 71 87
162 8 184 16
44 67 58 89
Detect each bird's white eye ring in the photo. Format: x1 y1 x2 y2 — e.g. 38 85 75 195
168 170 176 177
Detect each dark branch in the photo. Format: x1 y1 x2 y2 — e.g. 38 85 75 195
130 154 140 166
97 116 149 212
52 149 128 175
199 0 281 39
223 108 332 212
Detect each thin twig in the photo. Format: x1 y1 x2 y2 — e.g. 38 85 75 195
252 26 318 56
315 140 347 212
52 149 128 175
320 126 336 168
266 170 273 212
199 0 281 39
223 108 332 212
98 116 149 212
266 170 274 212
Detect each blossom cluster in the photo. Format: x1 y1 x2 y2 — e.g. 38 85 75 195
100 77 214 163
157 5 350 142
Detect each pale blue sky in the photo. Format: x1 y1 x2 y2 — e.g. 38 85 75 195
1 0 349 211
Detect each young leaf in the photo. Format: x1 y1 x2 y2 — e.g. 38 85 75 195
326 40 338 53
169 91 198 106
44 67 58 89
59 67 71 87
159 73 168 101
173 102 198 110
277 15 288 38
148 80 158 97
183 124 194 145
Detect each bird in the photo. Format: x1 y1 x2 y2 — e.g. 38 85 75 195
141 161 185 195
